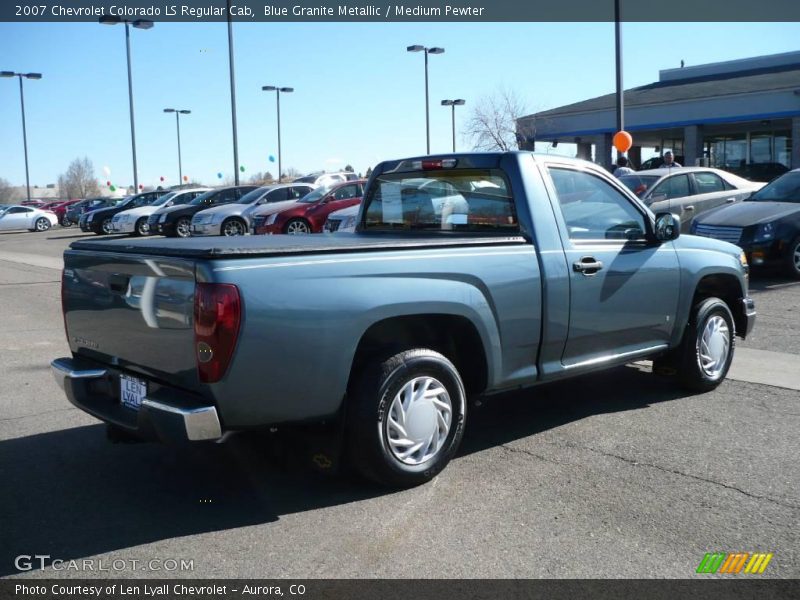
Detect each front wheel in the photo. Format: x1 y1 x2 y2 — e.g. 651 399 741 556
135 217 148 237
785 238 800 280
98 217 113 235
284 218 311 235
347 348 467 487
674 297 735 392
175 217 192 238
222 218 246 236
34 217 51 232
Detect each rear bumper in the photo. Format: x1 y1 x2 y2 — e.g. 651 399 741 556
51 357 222 442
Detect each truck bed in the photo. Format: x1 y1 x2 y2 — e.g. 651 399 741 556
68 232 529 259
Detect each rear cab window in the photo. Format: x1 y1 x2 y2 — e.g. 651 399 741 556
362 167 518 233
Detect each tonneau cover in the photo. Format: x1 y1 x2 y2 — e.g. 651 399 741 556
69 233 529 259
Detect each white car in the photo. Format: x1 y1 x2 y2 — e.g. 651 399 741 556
0 205 58 232
191 183 314 236
291 172 356 188
110 188 210 236
323 204 359 233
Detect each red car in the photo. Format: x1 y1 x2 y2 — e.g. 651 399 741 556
251 179 365 234
49 199 82 226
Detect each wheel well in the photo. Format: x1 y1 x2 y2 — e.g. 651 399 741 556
349 314 489 395
693 274 744 334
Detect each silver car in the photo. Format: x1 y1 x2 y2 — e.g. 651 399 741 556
618 167 764 231
191 183 315 236
110 188 210 236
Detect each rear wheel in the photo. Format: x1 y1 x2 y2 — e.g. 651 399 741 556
60 216 72 227
175 217 192 238
34 217 51 232
135 217 148 237
222 218 246 236
284 218 311 235
672 297 735 392
785 238 800 280
347 348 467 487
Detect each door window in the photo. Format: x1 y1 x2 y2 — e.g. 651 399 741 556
650 174 690 200
332 185 358 200
548 167 647 241
692 172 725 194
214 189 238 204
7 207 31 214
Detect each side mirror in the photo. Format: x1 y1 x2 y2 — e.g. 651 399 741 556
654 212 681 242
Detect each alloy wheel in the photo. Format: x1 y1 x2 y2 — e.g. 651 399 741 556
176 218 191 238
286 220 310 235
223 219 245 236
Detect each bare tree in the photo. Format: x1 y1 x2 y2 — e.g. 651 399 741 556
281 167 301 182
58 157 101 199
248 171 274 184
0 177 15 204
464 89 536 152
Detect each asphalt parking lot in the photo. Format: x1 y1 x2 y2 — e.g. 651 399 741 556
1 227 798 579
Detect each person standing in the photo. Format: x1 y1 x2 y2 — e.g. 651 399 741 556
613 155 636 177
663 150 682 168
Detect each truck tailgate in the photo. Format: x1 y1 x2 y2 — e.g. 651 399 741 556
63 250 200 392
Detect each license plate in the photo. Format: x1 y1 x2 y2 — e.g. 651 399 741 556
120 374 147 411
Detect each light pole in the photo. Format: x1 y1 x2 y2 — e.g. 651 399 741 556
441 99 465 152
261 86 293 183
407 45 444 154
1 71 41 203
164 109 190 186
99 15 153 191
226 0 240 185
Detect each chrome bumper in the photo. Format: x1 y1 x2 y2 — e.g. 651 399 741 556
51 357 222 442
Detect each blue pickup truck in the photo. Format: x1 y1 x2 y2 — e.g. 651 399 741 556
52 153 755 487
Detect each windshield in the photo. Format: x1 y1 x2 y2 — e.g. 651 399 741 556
0 206 9 216
618 175 660 197
363 169 517 232
153 192 177 206
748 171 800 203
298 185 334 203
238 186 271 205
190 190 216 206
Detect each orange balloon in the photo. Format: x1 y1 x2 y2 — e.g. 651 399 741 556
613 130 633 153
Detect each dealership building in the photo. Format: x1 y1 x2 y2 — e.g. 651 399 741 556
517 51 800 173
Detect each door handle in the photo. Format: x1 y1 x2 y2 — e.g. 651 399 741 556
684 205 695 212
573 256 604 276
725 197 737 203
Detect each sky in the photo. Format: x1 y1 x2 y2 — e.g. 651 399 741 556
1 21 800 188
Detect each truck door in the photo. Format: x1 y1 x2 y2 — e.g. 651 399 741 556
545 166 681 370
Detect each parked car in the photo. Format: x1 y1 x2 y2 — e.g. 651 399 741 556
323 204 359 233
691 168 800 278
292 172 356 187
78 198 128 232
191 183 314 237
147 186 258 238
20 199 46 208
111 188 210 236
0 204 58 232
617 167 764 231
49 200 82 226
67 198 116 227
52 152 755 488
252 180 365 234
80 190 170 235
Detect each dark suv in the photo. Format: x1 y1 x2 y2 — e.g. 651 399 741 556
147 186 258 237
79 190 169 235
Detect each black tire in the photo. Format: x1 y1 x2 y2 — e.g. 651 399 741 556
175 217 192 238
784 238 800 280
347 348 467 487
98 217 113 235
222 217 247 236
674 297 736 392
135 217 148 237
60 216 72 227
34 217 51 232
284 218 311 235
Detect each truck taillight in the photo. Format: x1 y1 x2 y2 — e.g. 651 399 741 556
194 283 241 383
61 268 69 342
